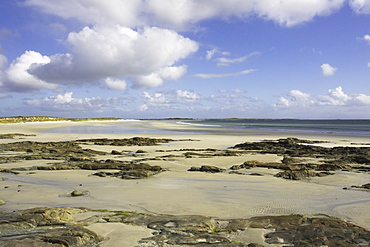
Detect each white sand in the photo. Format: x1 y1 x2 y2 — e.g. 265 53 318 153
1 120 370 245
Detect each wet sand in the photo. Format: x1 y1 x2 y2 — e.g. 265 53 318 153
1 120 370 245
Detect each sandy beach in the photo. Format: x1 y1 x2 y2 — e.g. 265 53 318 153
1 120 370 246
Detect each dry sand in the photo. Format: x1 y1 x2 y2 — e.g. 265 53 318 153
1 120 370 245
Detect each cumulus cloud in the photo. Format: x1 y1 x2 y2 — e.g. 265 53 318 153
5 51 58 92
105 78 127 91
254 0 345 27
321 63 337 76
274 90 313 108
193 69 256 79
349 0 370 13
176 90 200 103
317 86 370 106
24 92 129 112
274 86 370 109
25 0 347 30
27 26 197 89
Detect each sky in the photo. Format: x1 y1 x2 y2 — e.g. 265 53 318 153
1 1 370 119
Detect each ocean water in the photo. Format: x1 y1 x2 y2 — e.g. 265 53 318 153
180 119 370 136
41 123 209 135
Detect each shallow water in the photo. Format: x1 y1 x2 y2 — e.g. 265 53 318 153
181 119 370 136
41 123 209 135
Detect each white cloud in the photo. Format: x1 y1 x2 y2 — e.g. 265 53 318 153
216 52 260 66
193 69 256 79
132 73 165 89
27 26 198 89
321 63 337 76
318 86 351 105
5 51 58 92
274 90 313 108
24 0 144 27
176 90 200 103
274 86 370 110
289 90 311 101
363 34 370 44
254 0 345 27
25 0 347 30
24 92 129 112
206 49 217 60
105 78 127 91
349 0 370 13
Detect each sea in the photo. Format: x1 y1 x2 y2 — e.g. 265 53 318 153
180 119 370 136
41 119 370 136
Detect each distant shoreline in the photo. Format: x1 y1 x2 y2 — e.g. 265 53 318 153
2 116 369 124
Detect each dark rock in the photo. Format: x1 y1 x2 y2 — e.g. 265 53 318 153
3 207 369 247
232 138 370 167
274 169 332 180
70 190 88 197
0 133 36 139
347 183 370 191
76 137 174 146
111 150 122 155
0 207 102 246
188 165 225 173
361 183 370 189
251 215 370 247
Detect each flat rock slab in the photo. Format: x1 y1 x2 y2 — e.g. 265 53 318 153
1 207 369 246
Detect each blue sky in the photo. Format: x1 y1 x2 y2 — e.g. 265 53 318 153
1 0 370 119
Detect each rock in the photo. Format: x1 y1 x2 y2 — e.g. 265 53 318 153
0 199 5 205
2 207 369 247
111 150 122 155
0 133 36 139
77 137 174 146
250 215 370 246
232 138 370 167
71 190 87 196
188 165 225 173
361 183 370 189
274 169 332 180
347 183 370 190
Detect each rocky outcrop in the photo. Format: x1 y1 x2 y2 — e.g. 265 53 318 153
76 137 173 146
0 207 102 246
0 133 36 139
0 138 175 179
1 207 370 246
344 183 370 191
232 138 370 166
274 169 334 180
188 165 226 173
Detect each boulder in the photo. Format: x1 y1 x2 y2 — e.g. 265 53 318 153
188 165 225 173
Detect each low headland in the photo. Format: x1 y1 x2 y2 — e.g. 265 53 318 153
0 117 370 246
